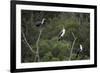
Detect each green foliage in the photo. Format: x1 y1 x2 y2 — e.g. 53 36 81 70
21 10 90 62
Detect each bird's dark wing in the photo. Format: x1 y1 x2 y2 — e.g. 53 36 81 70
58 31 63 41
35 21 41 27
75 49 80 58
58 31 63 37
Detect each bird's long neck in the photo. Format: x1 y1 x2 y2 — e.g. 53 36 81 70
63 27 65 32
41 18 45 24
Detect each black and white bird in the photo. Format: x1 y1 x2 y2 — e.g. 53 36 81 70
76 44 83 58
58 26 66 41
80 44 83 52
35 18 46 27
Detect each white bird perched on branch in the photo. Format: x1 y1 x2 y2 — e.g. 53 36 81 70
34 18 46 62
35 18 46 27
80 44 83 52
76 44 83 58
58 26 66 41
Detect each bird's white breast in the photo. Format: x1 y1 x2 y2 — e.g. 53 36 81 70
61 29 65 37
80 44 83 51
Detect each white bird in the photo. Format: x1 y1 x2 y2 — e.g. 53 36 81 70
76 44 83 58
36 18 46 27
41 18 45 24
80 44 83 52
58 26 66 41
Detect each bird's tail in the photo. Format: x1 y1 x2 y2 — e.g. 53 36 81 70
58 37 62 41
75 51 80 58
58 38 61 41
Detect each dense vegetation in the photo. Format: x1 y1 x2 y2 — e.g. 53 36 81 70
21 10 90 63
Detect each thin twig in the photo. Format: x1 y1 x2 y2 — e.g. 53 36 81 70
72 32 76 40
34 29 43 62
69 32 77 60
22 31 35 54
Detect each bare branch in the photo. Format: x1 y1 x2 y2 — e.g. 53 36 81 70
69 32 77 60
22 31 35 54
34 29 43 62
71 32 76 40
